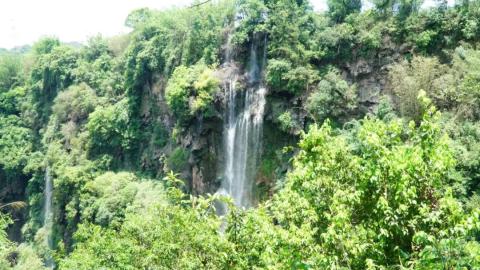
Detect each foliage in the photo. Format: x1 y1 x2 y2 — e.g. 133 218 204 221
389 56 452 121
2 1 480 269
165 63 220 123
0 116 33 170
57 96 480 269
9 244 47 270
277 111 295 132
263 0 319 64
374 95 397 121
0 53 23 91
29 42 79 126
51 164 96 244
264 106 476 268
79 172 165 228
86 98 136 157
234 0 268 44
0 214 46 270
59 178 232 270
306 68 357 123
0 87 27 115
30 45 78 101
74 36 124 98
267 60 319 94
371 0 423 18
0 214 13 268
452 46 480 120
51 83 99 124
444 117 480 196
327 0 361 23
31 37 60 55
124 1 234 108
390 50 480 122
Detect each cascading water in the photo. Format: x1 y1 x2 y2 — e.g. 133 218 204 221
218 36 267 209
43 167 55 268
44 167 53 246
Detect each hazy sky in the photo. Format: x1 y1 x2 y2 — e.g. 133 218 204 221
0 0 448 49
0 0 328 49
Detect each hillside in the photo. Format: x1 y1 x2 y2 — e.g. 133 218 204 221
1 0 480 268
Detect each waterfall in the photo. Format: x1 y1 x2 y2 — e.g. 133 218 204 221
44 167 53 246
43 167 55 268
218 36 267 209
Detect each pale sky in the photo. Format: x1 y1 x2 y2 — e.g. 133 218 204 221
0 0 192 49
0 0 327 49
0 0 449 49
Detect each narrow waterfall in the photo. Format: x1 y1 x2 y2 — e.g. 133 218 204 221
43 167 55 268
219 36 267 209
44 167 53 246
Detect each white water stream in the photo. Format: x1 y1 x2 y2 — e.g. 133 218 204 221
43 167 55 268
218 37 267 209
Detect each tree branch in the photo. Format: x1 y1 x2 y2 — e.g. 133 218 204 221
189 0 213 8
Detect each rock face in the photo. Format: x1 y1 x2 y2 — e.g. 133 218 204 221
0 172 29 242
343 38 412 113
183 115 224 195
157 34 271 201
135 36 411 199
134 67 226 195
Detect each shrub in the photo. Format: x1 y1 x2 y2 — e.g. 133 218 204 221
165 64 219 124
80 172 165 228
277 111 294 132
306 68 357 123
86 98 135 156
266 59 319 94
52 83 98 123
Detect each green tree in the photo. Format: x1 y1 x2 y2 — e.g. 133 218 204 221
371 0 423 17
52 83 98 124
0 116 33 170
60 175 233 270
165 63 220 124
31 37 60 55
0 53 23 91
0 212 46 270
79 172 166 228
389 57 452 121
29 43 79 127
306 68 357 123
327 0 362 23
86 98 136 158
228 101 480 269
0 213 13 268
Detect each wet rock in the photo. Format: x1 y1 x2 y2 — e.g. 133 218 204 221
192 166 205 194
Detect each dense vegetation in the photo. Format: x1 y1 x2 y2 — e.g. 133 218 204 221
1 0 480 268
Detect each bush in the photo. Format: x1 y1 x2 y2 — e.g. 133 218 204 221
60 176 231 270
283 66 319 94
0 116 33 170
0 86 26 116
86 98 135 156
165 64 219 124
0 53 23 91
80 172 165 228
389 56 450 121
306 68 357 123
266 59 319 94
327 0 362 23
52 83 98 123
230 105 480 268
277 111 294 133
266 59 291 92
